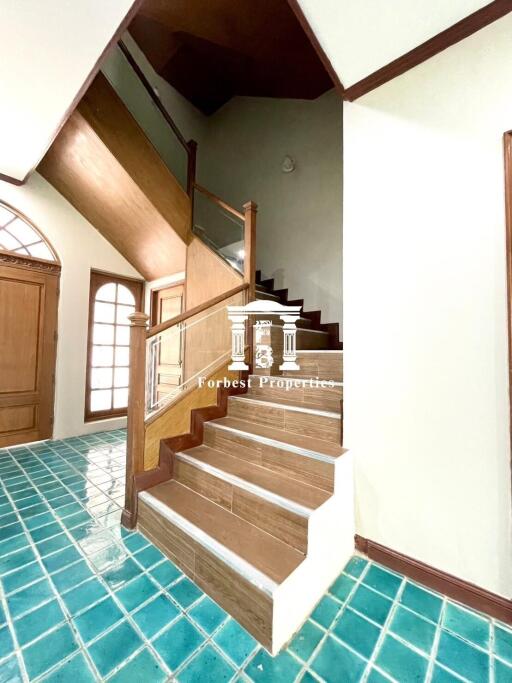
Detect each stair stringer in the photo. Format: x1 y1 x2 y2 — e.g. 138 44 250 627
271 451 354 654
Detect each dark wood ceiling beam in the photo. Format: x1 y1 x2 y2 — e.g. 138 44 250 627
285 0 344 94
343 0 512 101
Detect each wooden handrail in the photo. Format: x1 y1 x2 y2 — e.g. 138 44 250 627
147 283 249 339
118 40 191 154
193 182 245 221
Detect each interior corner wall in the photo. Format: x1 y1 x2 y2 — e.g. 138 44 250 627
199 91 343 327
343 15 512 596
0 173 142 440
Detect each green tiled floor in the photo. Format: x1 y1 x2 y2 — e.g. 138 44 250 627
0 431 511 681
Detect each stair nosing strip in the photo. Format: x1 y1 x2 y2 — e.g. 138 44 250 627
175 451 312 518
206 420 338 464
140 490 278 596
229 395 341 419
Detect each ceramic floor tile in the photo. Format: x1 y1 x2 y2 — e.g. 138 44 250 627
0 431 502 683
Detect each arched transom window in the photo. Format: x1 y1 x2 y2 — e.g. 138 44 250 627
0 203 57 262
86 271 143 421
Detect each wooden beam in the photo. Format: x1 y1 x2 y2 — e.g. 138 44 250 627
344 0 512 101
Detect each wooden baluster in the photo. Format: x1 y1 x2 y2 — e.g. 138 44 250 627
122 312 149 529
243 201 257 369
243 201 257 301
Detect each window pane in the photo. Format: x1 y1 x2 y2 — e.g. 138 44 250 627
0 206 14 227
90 389 112 412
0 230 21 251
113 388 128 409
115 346 129 367
114 367 129 388
93 324 115 345
117 285 135 305
116 326 130 345
7 218 39 245
91 367 113 389
116 304 135 325
28 241 53 261
92 346 113 367
96 283 117 302
94 302 115 324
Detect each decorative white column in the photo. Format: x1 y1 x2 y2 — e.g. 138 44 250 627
279 314 300 371
228 313 249 370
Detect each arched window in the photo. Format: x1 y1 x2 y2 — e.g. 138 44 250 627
86 271 143 421
0 203 58 262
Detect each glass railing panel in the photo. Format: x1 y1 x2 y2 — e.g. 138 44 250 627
146 290 246 416
102 43 189 190
192 188 245 274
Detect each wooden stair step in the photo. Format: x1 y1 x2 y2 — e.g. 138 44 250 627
247 374 342 411
227 395 341 443
296 328 330 350
207 415 344 459
256 291 281 303
141 480 303 585
282 350 343 382
177 444 330 510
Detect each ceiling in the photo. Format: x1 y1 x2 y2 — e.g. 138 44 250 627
296 0 491 88
129 0 334 114
0 0 138 183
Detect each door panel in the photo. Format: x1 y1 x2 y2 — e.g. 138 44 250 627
0 262 59 447
152 284 183 404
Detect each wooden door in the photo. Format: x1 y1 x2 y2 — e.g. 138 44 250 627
0 259 60 447
152 284 184 403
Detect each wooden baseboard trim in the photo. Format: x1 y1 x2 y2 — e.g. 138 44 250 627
355 535 512 624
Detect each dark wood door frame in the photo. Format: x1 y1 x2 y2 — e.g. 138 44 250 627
150 279 185 327
504 132 512 469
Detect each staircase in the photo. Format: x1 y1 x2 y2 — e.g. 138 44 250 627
137 285 353 654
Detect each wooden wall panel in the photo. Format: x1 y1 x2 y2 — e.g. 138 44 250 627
185 237 243 309
144 362 238 469
79 74 192 244
39 111 186 280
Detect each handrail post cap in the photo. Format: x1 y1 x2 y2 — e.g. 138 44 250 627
128 312 149 327
243 200 258 212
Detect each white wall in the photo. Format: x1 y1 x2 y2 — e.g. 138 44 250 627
0 173 142 439
297 0 488 88
343 15 512 596
200 91 343 326
0 0 136 181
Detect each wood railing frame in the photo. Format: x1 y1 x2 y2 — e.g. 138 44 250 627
118 40 196 198
147 283 249 338
118 40 259 529
122 311 149 529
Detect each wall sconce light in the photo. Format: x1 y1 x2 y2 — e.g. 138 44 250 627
281 155 296 173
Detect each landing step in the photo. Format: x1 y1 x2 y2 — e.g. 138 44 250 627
140 481 303 587
176 445 330 512
207 416 344 460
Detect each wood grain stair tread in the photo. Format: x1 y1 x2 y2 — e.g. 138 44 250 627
178 444 331 510
209 416 345 459
229 393 341 417
145 480 304 584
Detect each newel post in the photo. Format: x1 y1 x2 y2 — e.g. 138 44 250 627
122 312 149 530
243 200 258 302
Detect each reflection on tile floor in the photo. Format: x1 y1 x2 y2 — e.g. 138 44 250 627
0 430 511 682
